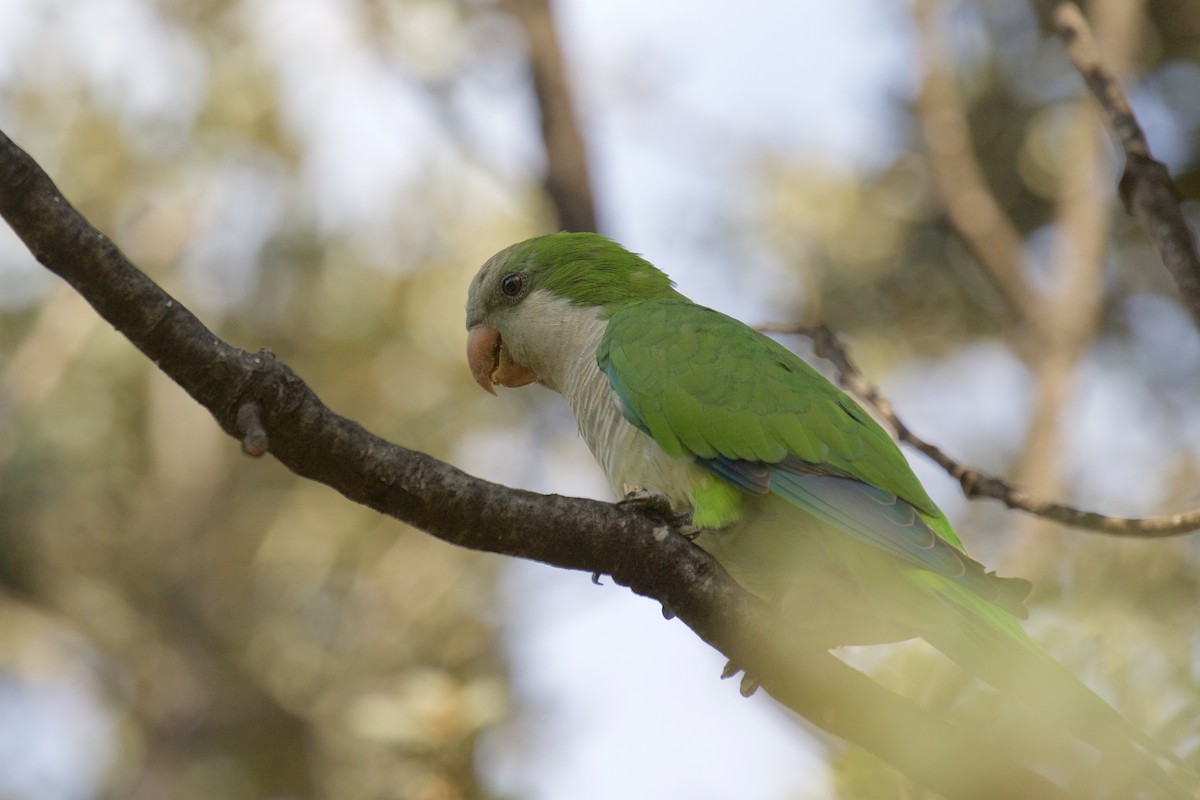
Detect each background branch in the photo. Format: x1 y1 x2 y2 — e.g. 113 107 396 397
0 130 1074 799
913 0 1040 327
1047 0 1200 330
508 0 598 234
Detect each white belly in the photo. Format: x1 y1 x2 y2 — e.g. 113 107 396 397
559 333 701 510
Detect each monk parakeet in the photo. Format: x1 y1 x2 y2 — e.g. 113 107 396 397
465 231 1189 795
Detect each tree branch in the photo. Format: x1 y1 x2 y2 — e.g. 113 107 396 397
1047 0 1200 330
913 0 1041 326
508 0 598 234
0 131 1076 798
761 323 1200 537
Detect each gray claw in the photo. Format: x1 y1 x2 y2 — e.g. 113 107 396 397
618 485 676 516
618 485 695 531
720 660 760 695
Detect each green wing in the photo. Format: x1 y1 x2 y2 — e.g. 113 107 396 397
598 297 940 515
598 297 1029 615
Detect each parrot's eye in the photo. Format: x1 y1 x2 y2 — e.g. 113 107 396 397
499 272 526 298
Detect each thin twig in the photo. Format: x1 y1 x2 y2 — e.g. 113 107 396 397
762 322 1200 537
1047 0 1200 329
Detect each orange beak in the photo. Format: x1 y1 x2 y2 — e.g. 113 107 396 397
467 325 537 394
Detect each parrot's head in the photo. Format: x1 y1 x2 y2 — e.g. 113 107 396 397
465 231 682 394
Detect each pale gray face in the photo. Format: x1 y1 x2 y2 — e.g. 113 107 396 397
465 232 679 396
465 242 533 331
465 246 539 395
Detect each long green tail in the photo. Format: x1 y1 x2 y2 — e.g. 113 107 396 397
915 573 1194 798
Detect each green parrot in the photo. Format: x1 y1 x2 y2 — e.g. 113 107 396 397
465 231 1190 795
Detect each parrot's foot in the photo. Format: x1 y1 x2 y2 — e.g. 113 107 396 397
661 604 676 620
591 571 604 585
619 485 675 516
619 485 695 535
719 660 761 697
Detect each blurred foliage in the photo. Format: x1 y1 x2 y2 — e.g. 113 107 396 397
0 1 537 798
1 0 1199 798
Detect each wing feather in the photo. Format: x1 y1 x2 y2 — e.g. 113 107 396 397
598 298 1029 616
